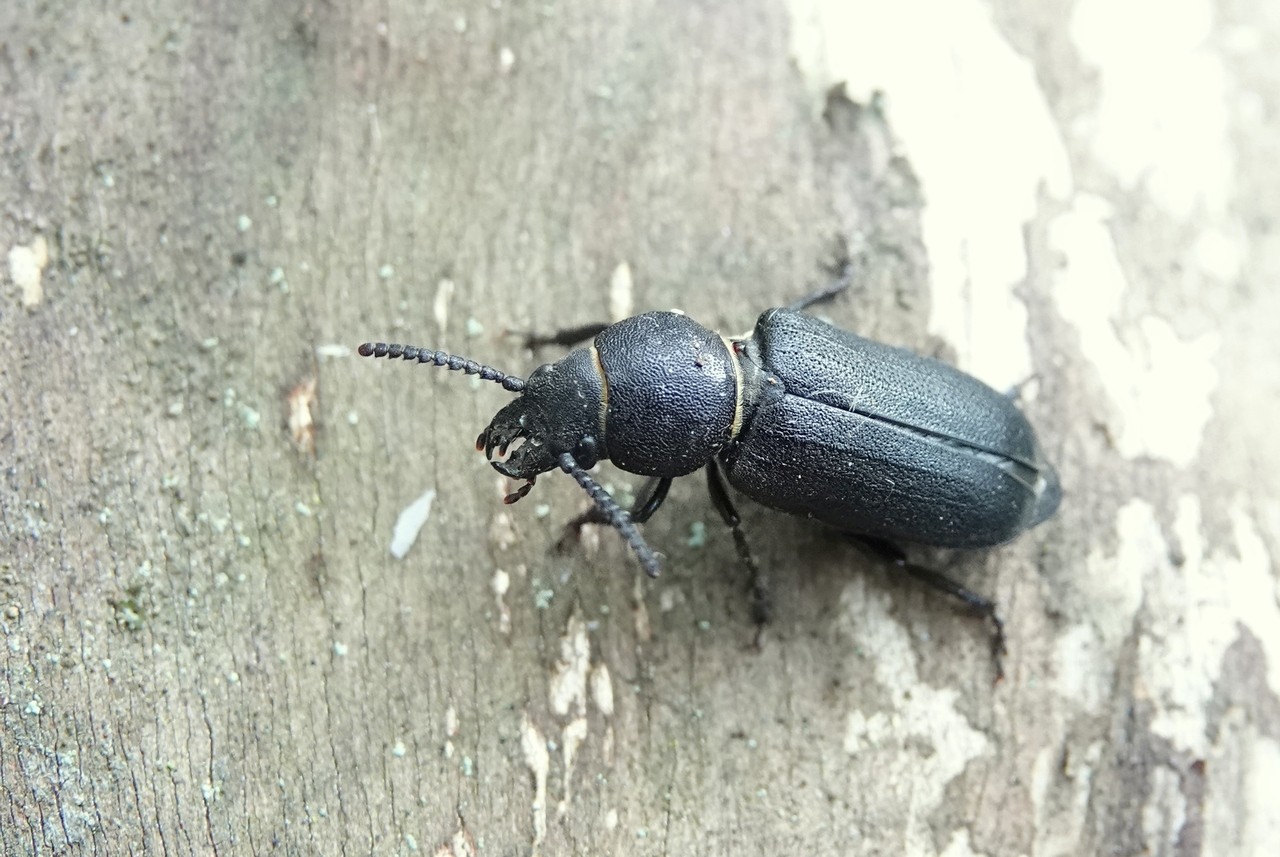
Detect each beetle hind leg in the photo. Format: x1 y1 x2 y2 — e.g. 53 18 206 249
850 536 1007 682
706 462 770 630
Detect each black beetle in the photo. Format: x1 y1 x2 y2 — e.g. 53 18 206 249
359 275 1061 673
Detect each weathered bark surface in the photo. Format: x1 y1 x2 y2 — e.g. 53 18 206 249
3 1 1277 855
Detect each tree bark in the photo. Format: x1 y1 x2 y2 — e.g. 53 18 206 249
3 1 1277 855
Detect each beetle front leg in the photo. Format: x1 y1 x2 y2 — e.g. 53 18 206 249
706 461 770 631
554 477 672 553
785 244 857 312
556 453 663 578
850 536 1007 683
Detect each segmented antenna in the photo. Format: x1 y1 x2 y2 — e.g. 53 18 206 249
357 342 526 392
557 452 662 578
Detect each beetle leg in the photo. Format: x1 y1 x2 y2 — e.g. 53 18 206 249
630 477 673 523
786 279 850 312
554 477 671 553
515 322 611 350
786 249 857 312
705 461 770 630
850 536 1007 683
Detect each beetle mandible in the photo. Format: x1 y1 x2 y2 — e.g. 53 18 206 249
359 271 1061 673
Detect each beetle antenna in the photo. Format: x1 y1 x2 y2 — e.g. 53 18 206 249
357 342 526 392
556 452 662 578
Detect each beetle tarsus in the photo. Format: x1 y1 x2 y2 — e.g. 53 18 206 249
706 462 771 627
988 612 1008 685
851 536 1007 683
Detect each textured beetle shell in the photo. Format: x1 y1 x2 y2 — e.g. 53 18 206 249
596 311 738 477
721 309 1061 548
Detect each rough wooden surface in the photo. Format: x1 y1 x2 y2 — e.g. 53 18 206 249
3 1 1278 855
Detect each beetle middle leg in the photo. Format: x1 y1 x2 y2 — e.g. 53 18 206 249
850 536 1007 682
705 461 770 629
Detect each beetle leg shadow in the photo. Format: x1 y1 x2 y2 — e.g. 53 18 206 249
514 322 611 350
554 476 671 553
847 535 1007 683
705 461 770 638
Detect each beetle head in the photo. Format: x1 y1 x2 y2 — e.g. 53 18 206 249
477 348 604 481
358 335 661 578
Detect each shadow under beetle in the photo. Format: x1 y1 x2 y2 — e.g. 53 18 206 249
359 271 1061 678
